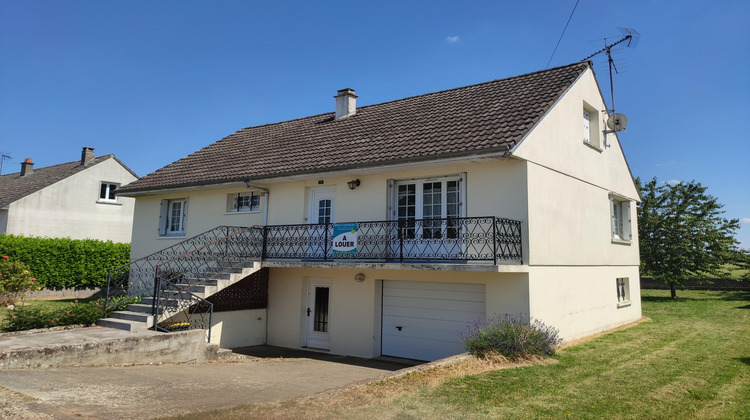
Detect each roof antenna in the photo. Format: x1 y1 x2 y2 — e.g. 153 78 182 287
0 153 12 175
583 27 639 134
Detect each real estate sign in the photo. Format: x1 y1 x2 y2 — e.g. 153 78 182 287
332 222 358 255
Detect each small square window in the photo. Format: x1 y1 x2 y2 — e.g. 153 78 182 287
99 182 119 202
583 103 602 150
227 192 261 213
616 277 630 305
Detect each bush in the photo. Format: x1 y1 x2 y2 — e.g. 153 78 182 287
1 297 141 332
0 255 40 305
2 299 104 331
0 235 130 289
461 314 562 360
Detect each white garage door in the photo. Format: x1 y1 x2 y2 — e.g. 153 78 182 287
382 280 486 361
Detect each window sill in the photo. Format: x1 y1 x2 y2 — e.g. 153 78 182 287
611 238 632 245
158 235 186 239
96 200 122 206
583 140 603 152
617 301 632 308
224 211 261 215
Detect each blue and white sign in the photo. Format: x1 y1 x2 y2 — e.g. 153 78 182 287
332 222 358 255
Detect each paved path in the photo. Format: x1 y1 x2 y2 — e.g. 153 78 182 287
0 347 411 419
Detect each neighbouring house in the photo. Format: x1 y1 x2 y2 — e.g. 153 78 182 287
109 61 641 361
0 147 138 243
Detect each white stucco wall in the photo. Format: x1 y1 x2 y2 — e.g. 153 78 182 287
513 67 639 201
267 267 529 358
209 309 267 348
4 158 137 243
528 265 642 341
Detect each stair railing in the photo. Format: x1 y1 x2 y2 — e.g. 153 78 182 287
104 226 264 331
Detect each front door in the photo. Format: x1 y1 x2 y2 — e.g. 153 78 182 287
306 278 332 349
308 188 336 258
393 176 464 259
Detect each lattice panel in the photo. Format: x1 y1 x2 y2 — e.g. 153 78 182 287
207 268 269 312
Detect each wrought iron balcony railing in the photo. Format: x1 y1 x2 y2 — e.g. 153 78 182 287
260 216 523 264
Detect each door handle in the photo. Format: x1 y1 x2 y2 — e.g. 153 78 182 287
396 326 403 331
307 308 311 316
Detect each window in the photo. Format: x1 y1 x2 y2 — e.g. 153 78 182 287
226 192 261 213
610 195 632 243
159 198 188 236
616 277 630 306
99 182 119 202
583 103 601 149
391 174 465 239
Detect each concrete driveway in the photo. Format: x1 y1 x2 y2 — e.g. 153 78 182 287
0 346 414 419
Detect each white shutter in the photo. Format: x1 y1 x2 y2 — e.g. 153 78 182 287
583 109 591 142
387 179 395 219
624 201 632 241
181 198 189 233
158 199 168 235
609 196 616 238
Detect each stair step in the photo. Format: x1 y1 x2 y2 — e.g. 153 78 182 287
96 317 149 332
111 310 154 324
127 303 165 314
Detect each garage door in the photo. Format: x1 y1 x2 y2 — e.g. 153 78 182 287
382 280 486 361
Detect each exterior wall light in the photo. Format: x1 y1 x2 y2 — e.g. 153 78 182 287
354 273 365 282
347 179 360 190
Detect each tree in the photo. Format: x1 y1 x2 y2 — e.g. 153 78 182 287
637 177 740 298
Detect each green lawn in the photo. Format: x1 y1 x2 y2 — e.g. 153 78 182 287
170 289 750 420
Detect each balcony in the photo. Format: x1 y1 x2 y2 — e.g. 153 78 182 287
246 216 523 265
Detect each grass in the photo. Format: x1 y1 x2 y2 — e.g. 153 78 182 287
167 289 750 420
0 297 97 325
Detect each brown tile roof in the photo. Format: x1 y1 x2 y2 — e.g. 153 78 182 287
0 155 137 208
120 62 590 193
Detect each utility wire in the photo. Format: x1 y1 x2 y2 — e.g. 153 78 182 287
545 0 581 69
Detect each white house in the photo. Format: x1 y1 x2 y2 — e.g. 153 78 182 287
0 147 138 243
112 61 641 361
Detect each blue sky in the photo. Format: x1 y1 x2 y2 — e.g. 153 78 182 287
1 0 749 247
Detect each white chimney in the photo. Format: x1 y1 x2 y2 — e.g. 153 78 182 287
334 88 357 119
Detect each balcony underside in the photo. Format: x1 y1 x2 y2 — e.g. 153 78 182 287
259 259 529 273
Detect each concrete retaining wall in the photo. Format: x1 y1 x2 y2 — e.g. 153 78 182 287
0 328 214 369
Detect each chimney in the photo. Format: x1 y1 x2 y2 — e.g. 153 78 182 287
81 147 95 165
20 158 33 176
334 88 357 119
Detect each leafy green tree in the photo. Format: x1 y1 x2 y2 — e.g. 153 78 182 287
637 177 740 298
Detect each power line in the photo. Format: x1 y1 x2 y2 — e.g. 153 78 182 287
545 0 581 69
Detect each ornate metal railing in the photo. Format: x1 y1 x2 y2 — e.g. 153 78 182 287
261 216 522 264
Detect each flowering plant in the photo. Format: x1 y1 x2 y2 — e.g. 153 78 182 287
0 255 39 306
460 313 562 360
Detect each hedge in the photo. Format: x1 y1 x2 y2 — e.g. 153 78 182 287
0 235 130 289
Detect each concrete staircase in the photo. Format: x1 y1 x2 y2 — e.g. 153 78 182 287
97 262 262 332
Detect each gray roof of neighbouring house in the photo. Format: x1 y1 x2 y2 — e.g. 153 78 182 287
0 155 137 208
119 61 591 194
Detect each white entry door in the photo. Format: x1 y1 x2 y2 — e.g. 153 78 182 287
306 279 332 350
382 280 485 361
308 188 336 257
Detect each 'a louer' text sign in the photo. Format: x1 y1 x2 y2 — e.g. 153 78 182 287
332 222 358 255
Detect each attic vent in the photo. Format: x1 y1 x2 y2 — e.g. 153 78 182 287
334 88 357 119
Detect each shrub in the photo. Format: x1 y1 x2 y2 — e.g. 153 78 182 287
0 255 39 305
0 235 130 289
1 297 141 332
461 314 562 360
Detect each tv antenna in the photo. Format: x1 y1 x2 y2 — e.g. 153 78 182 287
583 27 639 134
0 153 12 175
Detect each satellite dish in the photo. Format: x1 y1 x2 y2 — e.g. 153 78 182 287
606 113 628 132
